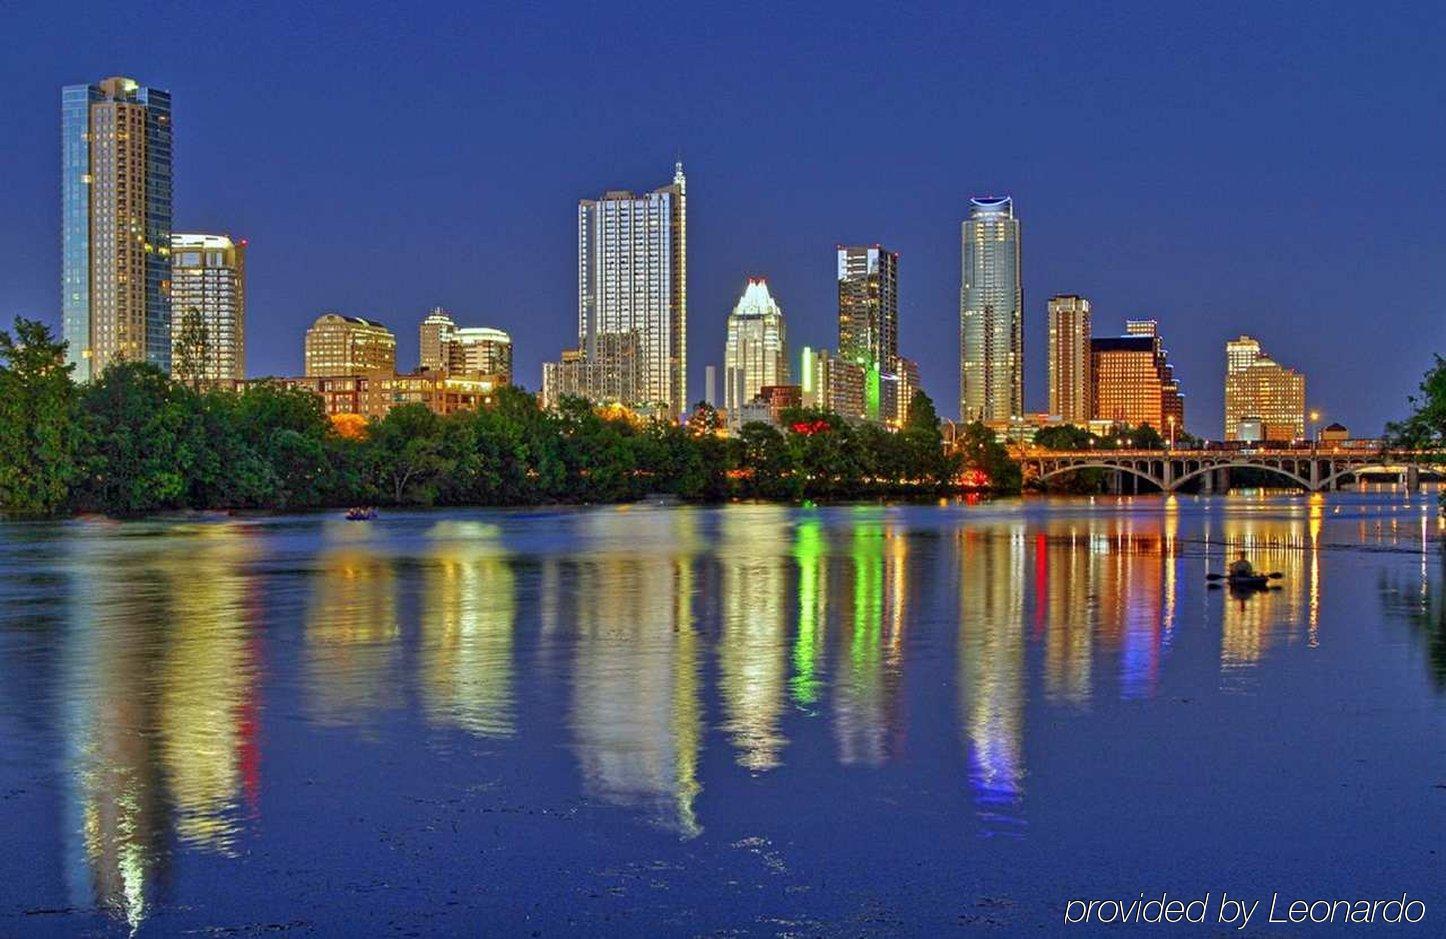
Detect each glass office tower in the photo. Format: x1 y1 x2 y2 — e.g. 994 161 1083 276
62 76 173 381
837 245 898 370
959 196 1022 423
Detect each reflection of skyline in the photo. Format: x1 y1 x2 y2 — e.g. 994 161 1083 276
420 521 516 738
957 525 1026 834
305 541 399 724
39 496 1422 928
63 525 261 930
832 513 908 766
717 507 789 771
568 510 703 837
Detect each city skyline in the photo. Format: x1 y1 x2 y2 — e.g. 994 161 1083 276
3 4 1442 434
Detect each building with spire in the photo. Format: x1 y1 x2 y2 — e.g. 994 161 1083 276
723 279 787 425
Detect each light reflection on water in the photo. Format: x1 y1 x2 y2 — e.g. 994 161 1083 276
2 491 1443 931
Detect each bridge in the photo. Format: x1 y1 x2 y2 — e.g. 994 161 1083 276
1022 447 1446 493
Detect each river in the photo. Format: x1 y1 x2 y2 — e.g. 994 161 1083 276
1 492 1444 934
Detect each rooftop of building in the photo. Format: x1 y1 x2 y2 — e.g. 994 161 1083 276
1091 335 1155 353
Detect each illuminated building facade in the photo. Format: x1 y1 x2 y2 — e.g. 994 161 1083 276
233 371 501 420
169 233 246 382
1223 335 1305 441
541 332 646 411
800 346 866 421
723 279 788 425
577 164 687 417
1090 320 1184 433
837 246 898 369
62 76 173 380
447 327 513 383
959 196 1022 423
418 307 455 372
1047 294 1091 424
303 313 396 377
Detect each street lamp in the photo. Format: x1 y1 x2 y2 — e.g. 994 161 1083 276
1167 415 1177 450
1309 409 1321 448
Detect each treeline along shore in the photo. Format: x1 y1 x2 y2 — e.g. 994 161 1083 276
0 319 1022 518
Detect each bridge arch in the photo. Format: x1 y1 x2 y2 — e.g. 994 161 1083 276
1317 463 1443 490
1035 462 1166 491
1169 461 1314 492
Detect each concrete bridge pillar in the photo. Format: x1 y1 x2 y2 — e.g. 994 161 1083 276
1162 459 1176 492
1201 467 1214 494
1407 465 1421 493
1309 459 1320 491
1215 467 1231 493
1108 469 1123 495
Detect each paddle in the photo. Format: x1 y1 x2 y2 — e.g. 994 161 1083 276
1205 571 1283 580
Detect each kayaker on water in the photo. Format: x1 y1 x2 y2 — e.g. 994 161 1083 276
1228 551 1255 578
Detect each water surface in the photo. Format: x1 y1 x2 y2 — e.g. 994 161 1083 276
2 493 1444 934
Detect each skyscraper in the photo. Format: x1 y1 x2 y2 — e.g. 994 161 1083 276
170 233 246 382
447 327 513 383
1047 295 1091 425
304 313 396 377
1223 336 1305 441
837 246 898 369
419 307 456 372
959 196 1022 423
1090 320 1185 434
577 164 687 417
723 279 788 423
62 76 173 381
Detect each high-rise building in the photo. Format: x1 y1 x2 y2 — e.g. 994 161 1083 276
419 307 456 372
304 313 396 377
895 357 921 426
723 279 788 424
1223 336 1305 441
447 327 513 383
541 332 645 410
959 196 1022 423
1047 295 1091 425
62 76 173 381
837 246 898 369
1090 320 1185 434
577 164 687 417
419 308 513 384
703 365 718 409
800 346 866 422
169 233 245 382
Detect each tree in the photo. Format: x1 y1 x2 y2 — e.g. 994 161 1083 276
957 421 1022 493
899 390 957 489
172 305 212 389
1387 356 1446 448
365 404 458 505
0 318 80 515
1033 424 1096 450
75 363 204 515
735 421 800 499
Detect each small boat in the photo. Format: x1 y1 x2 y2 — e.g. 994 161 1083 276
1206 571 1280 591
345 507 377 521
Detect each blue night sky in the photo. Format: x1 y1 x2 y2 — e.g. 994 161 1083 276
2 1 1442 434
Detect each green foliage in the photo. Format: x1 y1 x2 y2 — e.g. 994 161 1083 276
1388 355 1446 448
0 319 81 515
958 421 1022 493
1033 421 1166 451
0 357 1019 515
